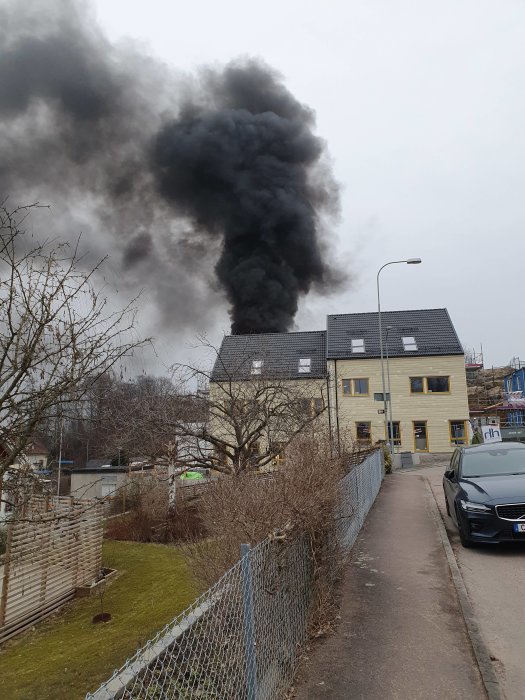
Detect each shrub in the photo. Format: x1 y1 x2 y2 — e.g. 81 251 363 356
183 433 345 629
105 478 206 544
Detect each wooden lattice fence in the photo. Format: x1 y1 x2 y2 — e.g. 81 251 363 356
0 496 103 642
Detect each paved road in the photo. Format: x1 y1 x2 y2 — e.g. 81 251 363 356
406 463 525 700
294 472 485 699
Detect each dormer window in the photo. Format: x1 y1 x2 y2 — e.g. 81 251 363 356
251 360 263 375
351 338 365 353
402 336 418 351
298 358 311 373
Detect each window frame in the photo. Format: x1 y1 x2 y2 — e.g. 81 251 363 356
426 376 450 393
387 421 402 447
449 419 468 446
410 376 451 394
298 358 311 374
271 441 287 465
413 420 429 452
313 397 324 415
410 376 424 393
356 421 372 444
249 441 261 455
251 359 263 375
351 338 365 353
342 378 370 397
353 378 369 396
402 336 418 351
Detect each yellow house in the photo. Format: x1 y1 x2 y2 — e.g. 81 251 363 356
209 308 469 462
326 309 469 454
209 331 329 470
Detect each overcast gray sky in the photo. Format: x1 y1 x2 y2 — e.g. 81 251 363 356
76 1 525 367
90 0 525 368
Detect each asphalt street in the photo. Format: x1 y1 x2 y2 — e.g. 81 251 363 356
421 463 525 700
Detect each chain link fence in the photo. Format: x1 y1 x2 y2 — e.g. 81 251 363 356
87 449 383 700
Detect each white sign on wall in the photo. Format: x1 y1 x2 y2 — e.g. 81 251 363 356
482 424 502 444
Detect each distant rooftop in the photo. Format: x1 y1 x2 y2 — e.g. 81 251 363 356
211 308 463 380
326 308 463 360
211 330 327 381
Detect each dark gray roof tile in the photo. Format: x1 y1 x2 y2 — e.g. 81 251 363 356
211 331 327 381
326 308 463 359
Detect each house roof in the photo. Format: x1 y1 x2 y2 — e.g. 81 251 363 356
326 308 463 360
211 330 327 381
25 437 49 455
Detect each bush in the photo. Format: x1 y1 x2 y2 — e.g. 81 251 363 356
382 443 392 473
183 433 345 629
105 479 206 544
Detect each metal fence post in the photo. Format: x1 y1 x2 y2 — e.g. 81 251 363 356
241 543 257 700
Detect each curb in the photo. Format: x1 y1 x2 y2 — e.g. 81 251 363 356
424 478 505 700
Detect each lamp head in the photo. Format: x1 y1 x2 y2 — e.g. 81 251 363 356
406 258 422 264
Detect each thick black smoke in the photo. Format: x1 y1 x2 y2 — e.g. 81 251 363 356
0 0 341 336
153 63 337 333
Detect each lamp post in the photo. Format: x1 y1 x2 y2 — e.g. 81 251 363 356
377 258 422 453
385 325 394 452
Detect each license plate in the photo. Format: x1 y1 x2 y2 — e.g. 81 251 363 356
513 523 525 533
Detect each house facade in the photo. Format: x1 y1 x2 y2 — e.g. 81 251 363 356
327 309 469 453
10 437 49 471
211 308 469 457
210 331 329 467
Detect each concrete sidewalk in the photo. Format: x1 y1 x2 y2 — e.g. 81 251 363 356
293 473 486 700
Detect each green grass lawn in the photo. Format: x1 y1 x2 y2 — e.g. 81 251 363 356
0 540 198 700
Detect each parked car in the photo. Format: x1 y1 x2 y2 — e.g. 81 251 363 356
443 442 525 547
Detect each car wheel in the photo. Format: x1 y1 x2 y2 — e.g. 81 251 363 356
455 506 473 548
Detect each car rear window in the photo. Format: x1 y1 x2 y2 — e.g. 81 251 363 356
462 449 525 477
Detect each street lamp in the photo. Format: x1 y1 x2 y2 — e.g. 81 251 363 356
377 258 422 453
385 325 394 452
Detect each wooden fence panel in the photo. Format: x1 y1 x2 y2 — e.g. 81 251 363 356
0 497 103 643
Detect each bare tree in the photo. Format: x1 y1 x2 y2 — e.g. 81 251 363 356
94 374 197 463
0 204 148 484
170 341 328 475
93 341 327 476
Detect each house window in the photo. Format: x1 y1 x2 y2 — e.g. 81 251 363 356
374 392 390 401
297 398 312 414
387 421 402 446
450 420 468 445
298 358 311 373
342 378 369 396
351 338 365 353
410 377 424 393
413 421 428 451
313 397 324 414
426 376 450 393
251 360 263 375
402 336 418 351
297 398 323 417
272 441 286 465
353 378 369 395
410 376 450 394
356 422 371 444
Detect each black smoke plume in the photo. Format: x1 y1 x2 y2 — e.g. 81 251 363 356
0 0 341 336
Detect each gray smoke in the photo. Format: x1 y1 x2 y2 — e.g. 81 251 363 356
0 0 341 336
